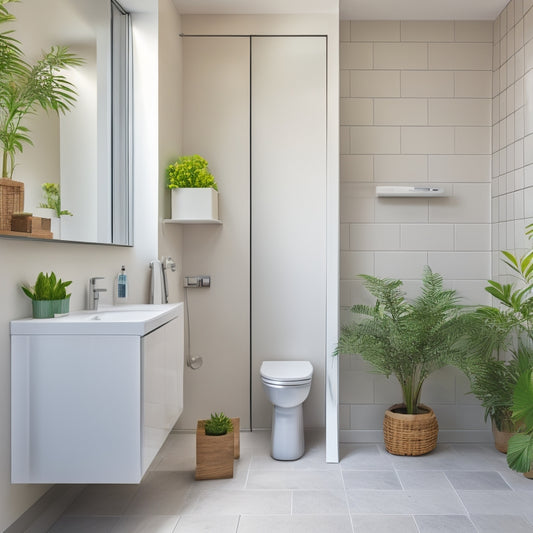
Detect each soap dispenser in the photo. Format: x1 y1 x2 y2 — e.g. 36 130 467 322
115 265 128 304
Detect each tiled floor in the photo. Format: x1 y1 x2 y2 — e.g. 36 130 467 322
48 431 533 532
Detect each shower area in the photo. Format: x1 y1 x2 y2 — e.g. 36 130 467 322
174 18 339 461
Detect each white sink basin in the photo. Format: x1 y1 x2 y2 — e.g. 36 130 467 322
10 303 183 336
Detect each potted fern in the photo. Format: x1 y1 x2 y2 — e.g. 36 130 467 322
167 155 219 221
21 271 72 318
196 412 239 480
0 0 83 231
337 266 473 456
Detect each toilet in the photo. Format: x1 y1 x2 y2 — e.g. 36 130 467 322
260 360 313 461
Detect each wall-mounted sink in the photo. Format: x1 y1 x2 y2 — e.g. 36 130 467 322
11 302 184 483
10 303 180 336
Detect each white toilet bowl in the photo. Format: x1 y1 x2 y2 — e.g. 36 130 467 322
260 360 313 461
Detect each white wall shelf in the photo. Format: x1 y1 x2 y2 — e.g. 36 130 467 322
163 218 222 225
376 186 447 198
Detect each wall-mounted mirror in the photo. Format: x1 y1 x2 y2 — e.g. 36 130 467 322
0 0 132 245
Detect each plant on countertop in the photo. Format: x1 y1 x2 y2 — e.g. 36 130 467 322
337 266 473 415
38 183 72 217
459 224 533 436
167 155 218 190
21 271 71 301
204 412 233 436
0 0 84 178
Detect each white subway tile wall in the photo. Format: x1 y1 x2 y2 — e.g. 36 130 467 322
339 16 509 441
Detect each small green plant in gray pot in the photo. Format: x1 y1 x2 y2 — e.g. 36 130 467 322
21 272 72 318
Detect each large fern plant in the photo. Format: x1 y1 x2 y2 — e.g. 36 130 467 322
338 266 472 415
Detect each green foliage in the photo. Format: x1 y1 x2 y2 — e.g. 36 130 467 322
507 368 533 473
21 271 71 301
204 412 233 436
337 266 473 415
167 155 218 190
459 224 533 430
0 1 84 178
39 182 72 217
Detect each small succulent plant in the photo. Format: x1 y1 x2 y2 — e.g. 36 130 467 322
21 271 72 301
204 412 233 436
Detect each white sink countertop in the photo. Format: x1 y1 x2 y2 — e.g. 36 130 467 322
10 303 184 336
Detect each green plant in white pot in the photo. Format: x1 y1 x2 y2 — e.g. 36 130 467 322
167 155 219 221
337 266 474 456
33 182 72 239
21 271 72 318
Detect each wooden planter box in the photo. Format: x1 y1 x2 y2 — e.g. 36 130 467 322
195 417 239 480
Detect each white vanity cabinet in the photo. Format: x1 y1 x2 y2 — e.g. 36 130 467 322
11 303 184 483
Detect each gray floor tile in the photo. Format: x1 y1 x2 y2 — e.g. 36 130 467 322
471 514 533 532
181 489 291 515
246 469 344 489
343 470 402 490
48 516 119 533
237 515 353 533
63 484 139 516
445 470 511 490
173 515 240 532
340 444 394 470
397 470 453 490
499 469 533 490
123 471 192 515
292 490 350 515
347 489 466 515
111 515 179 533
414 514 477 532
350 514 418 533
457 490 532 515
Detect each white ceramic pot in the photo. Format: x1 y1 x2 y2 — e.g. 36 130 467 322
171 187 218 221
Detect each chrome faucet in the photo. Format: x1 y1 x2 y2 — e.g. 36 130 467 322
88 277 107 310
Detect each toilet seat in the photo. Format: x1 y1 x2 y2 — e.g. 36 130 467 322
260 360 313 382
261 376 312 387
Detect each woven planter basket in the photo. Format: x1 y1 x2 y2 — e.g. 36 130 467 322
0 178 24 231
383 403 438 456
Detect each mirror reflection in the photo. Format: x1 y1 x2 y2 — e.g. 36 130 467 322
0 0 132 245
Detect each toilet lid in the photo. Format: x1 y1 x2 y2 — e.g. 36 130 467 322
260 360 313 382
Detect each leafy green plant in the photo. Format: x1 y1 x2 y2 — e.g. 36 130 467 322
21 271 71 301
0 0 84 178
507 351 533 474
204 412 233 436
459 224 533 431
337 266 473 415
39 182 72 217
167 155 218 190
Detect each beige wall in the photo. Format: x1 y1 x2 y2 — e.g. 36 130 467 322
339 19 495 442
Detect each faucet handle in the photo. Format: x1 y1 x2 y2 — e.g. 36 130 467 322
89 276 104 285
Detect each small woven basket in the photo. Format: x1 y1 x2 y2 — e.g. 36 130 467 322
383 403 438 456
0 178 24 231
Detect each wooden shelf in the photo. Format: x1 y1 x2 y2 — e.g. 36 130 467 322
163 218 222 225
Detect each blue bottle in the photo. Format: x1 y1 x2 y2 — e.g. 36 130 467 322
116 265 128 303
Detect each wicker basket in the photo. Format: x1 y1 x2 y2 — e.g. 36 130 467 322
383 403 438 456
0 178 24 231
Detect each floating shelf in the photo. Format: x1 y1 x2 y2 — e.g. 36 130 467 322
376 186 447 198
164 218 222 225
